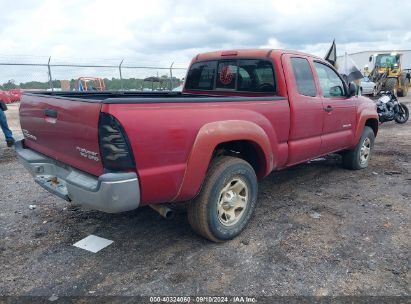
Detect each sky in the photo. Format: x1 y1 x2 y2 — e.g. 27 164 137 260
0 0 410 83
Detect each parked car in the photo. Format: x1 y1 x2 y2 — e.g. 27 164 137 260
0 89 22 104
172 85 183 92
360 76 376 96
16 49 378 242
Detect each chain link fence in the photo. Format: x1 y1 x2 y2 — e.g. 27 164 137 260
0 56 188 92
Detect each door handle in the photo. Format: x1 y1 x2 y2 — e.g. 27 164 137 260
44 109 58 118
324 105 333 113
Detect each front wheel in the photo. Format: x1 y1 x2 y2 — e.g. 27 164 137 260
394 103 409 124
342 126 375 170
187 156 258 242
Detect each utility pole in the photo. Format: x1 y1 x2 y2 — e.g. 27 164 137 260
169 62 174 91
119 59 124 90
47 57 53 91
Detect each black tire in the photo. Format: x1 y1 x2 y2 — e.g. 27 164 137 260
405 79 410 96
394 103 409 124
397 78 409 97
342 126 375 170
187 156 258 242
384 78 397 92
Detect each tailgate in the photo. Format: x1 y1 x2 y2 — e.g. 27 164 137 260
19 94 104 176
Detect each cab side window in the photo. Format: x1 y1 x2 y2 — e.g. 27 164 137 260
314 62 346 97
290 57 316 97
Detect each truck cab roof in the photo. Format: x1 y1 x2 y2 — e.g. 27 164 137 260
192 49 323 63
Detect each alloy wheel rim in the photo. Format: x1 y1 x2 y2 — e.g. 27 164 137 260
217 178 248 227
360 137 371 165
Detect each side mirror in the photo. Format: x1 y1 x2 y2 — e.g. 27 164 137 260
348 82 357 97
369 56 373 62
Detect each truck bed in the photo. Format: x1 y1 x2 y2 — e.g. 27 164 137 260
20 90 290 204
23 91 283 103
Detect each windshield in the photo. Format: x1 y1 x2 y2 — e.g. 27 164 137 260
375 54 399 68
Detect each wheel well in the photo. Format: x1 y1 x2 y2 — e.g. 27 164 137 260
213 140 267 178
365 119 378 136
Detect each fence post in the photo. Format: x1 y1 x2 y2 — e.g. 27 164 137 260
47 57 53 91
169 62 174 91
119 59 124 90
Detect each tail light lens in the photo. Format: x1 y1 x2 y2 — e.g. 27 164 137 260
98 112 135 171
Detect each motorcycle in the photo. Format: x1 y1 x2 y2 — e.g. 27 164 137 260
375 91 409 124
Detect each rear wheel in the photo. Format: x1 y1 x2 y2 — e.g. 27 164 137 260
187 156 257 242
384 78 397 93
342 126 375 170
395 103 409 124
397 78 409 97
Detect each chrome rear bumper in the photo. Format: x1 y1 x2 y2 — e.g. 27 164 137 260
15 140 140 213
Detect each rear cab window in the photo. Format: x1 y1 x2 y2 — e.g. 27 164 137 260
185 59 276 93
216 61 237 90
185 61 216 91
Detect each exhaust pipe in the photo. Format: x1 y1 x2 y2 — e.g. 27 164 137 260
149 204 175 219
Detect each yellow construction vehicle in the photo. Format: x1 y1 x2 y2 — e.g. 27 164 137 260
369 52 410 97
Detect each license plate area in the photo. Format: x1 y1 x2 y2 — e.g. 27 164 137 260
34 175 70 201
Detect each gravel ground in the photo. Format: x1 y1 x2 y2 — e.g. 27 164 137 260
0 97 410 297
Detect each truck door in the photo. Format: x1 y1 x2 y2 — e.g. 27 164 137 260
312 61 357 154
282 54 324 165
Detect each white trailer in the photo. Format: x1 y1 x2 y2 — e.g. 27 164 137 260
337 50 411 72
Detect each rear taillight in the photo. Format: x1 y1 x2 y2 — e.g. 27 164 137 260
98 112 135 171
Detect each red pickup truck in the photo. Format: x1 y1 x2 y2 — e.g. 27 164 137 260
16 49 378 242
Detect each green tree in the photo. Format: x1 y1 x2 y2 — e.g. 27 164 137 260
2 80 17 90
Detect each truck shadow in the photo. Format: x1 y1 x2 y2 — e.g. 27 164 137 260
24 153 380 295
61 153 344 248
